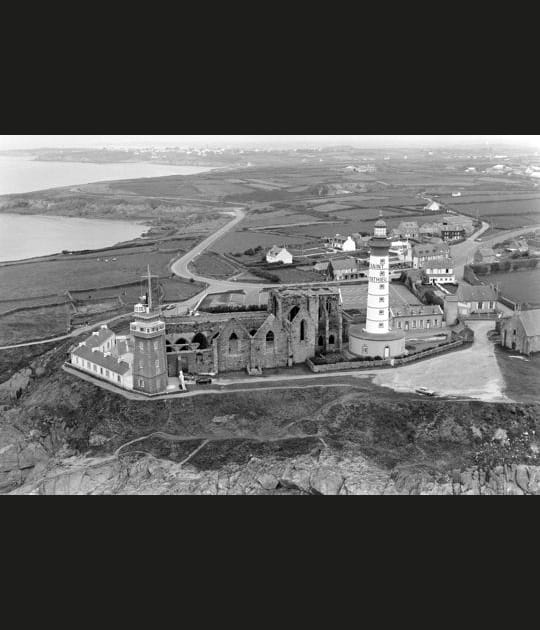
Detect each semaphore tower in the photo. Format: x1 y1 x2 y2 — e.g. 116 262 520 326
131 266 168 394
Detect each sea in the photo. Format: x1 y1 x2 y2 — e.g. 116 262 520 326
0 156 214 262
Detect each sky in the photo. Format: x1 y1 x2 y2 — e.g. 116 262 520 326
1 135 539 151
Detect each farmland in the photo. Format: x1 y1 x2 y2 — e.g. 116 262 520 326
0 304 71 345
190 252 242 279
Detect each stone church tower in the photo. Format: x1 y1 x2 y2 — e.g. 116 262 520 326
131 267 168 394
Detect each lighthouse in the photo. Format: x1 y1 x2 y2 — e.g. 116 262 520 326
365 216 392 334
348 215 406 359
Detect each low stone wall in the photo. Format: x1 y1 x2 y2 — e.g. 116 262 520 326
306 339 466 373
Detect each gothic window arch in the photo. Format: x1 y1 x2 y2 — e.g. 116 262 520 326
229 332 239 353
328 334 335 345
288 305 300 322
300 319 306 342
192 332 208 349
175 337 188 345
265 330 275 351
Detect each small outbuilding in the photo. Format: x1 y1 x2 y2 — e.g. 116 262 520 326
499 308 540 355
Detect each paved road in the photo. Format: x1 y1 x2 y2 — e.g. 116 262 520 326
450 222 540 281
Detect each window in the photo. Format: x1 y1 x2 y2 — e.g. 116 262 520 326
478 301 483 310
328 334 335 345
229 332 239 353
106 370 110 378
363 345 368 354
379 297 384 303
138 378 143 387
100 367 103 375
288 305 300 321
265 330 275 351
379 309 384 315
379 284 385 290
155 359 160 370
513 329 516 336
412 320 416 328
397 321 402 328
300 320 306 341
420 320 424 328
318 335 324 347
378 322 384 328
139 342 144 351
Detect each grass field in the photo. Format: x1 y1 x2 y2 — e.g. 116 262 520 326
209 229 312 254
190 252 241 279
0 250 177 300
0 304 71 345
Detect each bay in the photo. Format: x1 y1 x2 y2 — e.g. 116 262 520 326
0 213 151 262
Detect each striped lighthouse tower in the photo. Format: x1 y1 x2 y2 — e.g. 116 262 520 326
365 214 392 334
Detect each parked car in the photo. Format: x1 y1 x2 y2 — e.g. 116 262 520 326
196 376 212 385
415 387 436 396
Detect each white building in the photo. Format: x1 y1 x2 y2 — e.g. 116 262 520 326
266 245 293 265
423 257 456 284
70 326 133 390
325 234 356 252
424 200 441 212
389 239 412 263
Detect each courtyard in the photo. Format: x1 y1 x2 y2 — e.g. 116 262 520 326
373 321 510 402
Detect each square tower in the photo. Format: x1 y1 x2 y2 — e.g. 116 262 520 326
131 267 168 394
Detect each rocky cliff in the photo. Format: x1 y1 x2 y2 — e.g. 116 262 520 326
1 340 539 495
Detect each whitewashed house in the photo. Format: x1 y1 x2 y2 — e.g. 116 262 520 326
266 245 293 265
423 257 456 284
424 200 441 212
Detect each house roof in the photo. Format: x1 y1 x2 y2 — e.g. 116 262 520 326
390 305 443 317
425 257 455 269
455 284 498 302
441 223 464 232
267 245 290 257
397 221 419 231
413 243 450 257
476 247 496 258
516 309 540 337
329 257 358 271
84 326 115 349
72 344 131 375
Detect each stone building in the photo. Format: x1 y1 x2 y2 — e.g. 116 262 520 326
165 286 343 375
499 308 540 355
390 305 444 332
439 222 465 242
473 247 498 264
412 242 451 268
443 284 499 324
326 257 363 281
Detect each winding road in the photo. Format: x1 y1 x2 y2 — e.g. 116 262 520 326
2 206 539 351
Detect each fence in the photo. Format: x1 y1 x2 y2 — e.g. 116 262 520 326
306 339 466 373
